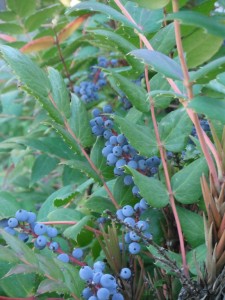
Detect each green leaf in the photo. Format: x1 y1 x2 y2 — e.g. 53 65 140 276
115 116 157 157
67 1 139 31
48 208 84 221
48 67 71 119
159 108 192 152
30 154 59 185
150 23 175 55
188 96 225 124
0 192 20 219
176 207 205 247
190 57 225 84
7 0 35 17
125 167 169 208
25 4 62 31
85 196 116 213
0 245 19 263
186 244 206 275
182 29 223 68
36 253 64 281
130 49 183 80
69 94 94 147
171 158 208 204
113 176 137 206
0 45 64 124
90 138 114 181
0 23 23 34
124 2 163 33
37 279 68 295
130 0 170 9
63 215 92 240
109 73 149 112
167 11 225 38
4 264 38 277
0 229 38 266
0 11 16 21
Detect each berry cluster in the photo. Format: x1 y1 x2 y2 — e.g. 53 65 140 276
80 261 131 300
74 57 118 104
90 105 161 196
4 209 85 266
116 201 152 255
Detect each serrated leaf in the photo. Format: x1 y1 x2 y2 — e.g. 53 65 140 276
130 49 183 80
150 23 175 55
130 0 169 9
7 0 35 17
109 73 149 112
125 167 169 208
58 15 89 42
48 67 71 119
186 244 206 275
115 116 157 157
171 158 208 204
67 1 139 31
69 94 94 147
31 154 59 185
190 57 225 83
124 2 163 34
188 96 225 124
182 29 223 68
4 264 38 277
37 279 68 295
63 215 92 240
176 207 205 247
48 208 84 221
25 4 62 31
0 245 19 263
20 36 55 53
0 229 38 266
159 108 192 152
90 138 115 181
85 196 116 213
0 45 64 124
167 11 225 38
36 254 63 280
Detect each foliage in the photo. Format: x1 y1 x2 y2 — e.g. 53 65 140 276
0 0 225 299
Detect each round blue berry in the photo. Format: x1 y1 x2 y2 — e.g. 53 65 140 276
57 253 70 263
122 205 134 217
112 292 124 300
120 267 131 279
15 209 29 222
100 274 117 289
47 226 58 238
8 218 18 228
36 235 47 247
4 226 16 235
49 241 59 251
72 248 83 259
93 261 105 272
34 223 47 235
129 242 141 254
97 287 110 300
79 266 93 281
18 232 29 242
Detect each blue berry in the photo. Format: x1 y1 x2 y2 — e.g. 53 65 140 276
116 159 126 169
123 175 133 185
117 134 126 145
132 186 140 197
129 242 141 254
97 287 110 300
139 198 149 210
72 248 83 259
27 212 36 224
114 167 124 176
4 226 16 235
103 104 113 113
113 146 122 157
79 266 93 281
104 120 114 129
49 241 59 251
124 232 132 243
102 145 113 157
146 156 161 167
107 153 118 166
120 267 131 279
15 209 29 222
92 108 101 117
136 220 149 231
92 125 104 136
138 159 147 170
57 253 70 263
103 130 113 140
128 160 138 169
109 135 118 145
116 209 125 221
122 205 134 217
112 292 124 300
18 232 29 242
82 287 93 299
8 218 18 228
34 223 47 235
46 226 58 238
124 217 135 228
100 274 117 289
36 235 47 247
93 261 105 272
88 296 98 300
92 271 103 284
129 231 141 242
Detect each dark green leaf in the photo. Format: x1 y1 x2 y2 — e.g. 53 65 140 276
115 116 157 157
109 73 149 112
48 208 84 221
113 176 137 206
130 0 170 9
176 207 205 247
0 23 23 34
188 96 225 124
186 244 206 275
48 67 71 119
159 108 192 152
130 49 183 80
31 154 59 185
85 196 116 213
125 167 169 208
0 11 16 21
171 158 208 204
69 93 94 147
167 11 225 38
